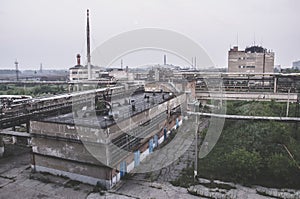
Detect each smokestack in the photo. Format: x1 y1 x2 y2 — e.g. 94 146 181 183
77 54 81 65
121 59 123 69
194 57 197 69
164 54 167 65
15 60 19 81
86 9 92 79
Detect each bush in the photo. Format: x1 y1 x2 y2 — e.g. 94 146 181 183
267 154 300 186
225 148 262 182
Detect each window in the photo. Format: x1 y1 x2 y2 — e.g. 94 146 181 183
246 66 255 68
239 65 255 69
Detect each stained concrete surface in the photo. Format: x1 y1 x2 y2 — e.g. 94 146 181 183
0 145 94 199
2 135 298 199
0 144 201 199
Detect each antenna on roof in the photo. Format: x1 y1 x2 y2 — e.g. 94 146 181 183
236 32 239 47
253 32 256 46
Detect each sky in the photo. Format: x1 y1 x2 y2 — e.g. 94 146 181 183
0 0 299 70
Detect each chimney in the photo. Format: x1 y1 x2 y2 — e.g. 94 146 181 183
86 9 92 79
232 46 238 52
77 54 81 65
15 60 19 81
164 54 167 65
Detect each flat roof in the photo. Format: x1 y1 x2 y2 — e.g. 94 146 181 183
41 92 172 128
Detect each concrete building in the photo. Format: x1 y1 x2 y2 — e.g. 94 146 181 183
228 46 275 74
69 55 131 82
292 60 300 70
68 10 133 83
274 65 281 73
30 89 184 189
69 54 108 81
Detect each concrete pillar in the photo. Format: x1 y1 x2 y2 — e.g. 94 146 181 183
12 136 17 144
0 135 4 157
274 77 277 93
27 138 31 146
26 121 30 133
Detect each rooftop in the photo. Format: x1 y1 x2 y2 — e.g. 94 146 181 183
41 91 173 128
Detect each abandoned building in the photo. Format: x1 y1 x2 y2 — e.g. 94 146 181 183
228 45 275 74
30 88 184 189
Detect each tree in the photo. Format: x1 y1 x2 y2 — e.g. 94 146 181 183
225 148 262 182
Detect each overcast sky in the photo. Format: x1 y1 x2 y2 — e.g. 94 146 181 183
0 0 299 70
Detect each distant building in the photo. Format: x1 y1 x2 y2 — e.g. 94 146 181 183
274 65 281 73
69 54 132 82
228 46 275 74
292 60 300 70
69 54 104 81
146 66 174 81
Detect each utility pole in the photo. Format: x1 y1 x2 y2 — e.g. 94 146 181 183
262 50 266 87
295 95 299 140
194 114 198 180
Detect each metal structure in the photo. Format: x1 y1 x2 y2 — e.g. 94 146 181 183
0 85 142 129
187 112 300 122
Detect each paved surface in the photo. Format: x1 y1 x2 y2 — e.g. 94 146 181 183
128 118 208 183
0 145 201 199
108 180 201 199
0 145 93 199
1 129 299 198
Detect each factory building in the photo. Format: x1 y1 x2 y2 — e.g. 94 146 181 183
69 10 132 83
292 60 300 70
30 87 184 189
69 54 110 81
228 46 275 74
69 54 131 82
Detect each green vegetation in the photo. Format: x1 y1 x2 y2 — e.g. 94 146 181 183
0 84 67 96
226 100 299 117
198 101 300 188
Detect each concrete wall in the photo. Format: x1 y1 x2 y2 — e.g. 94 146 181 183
228 51 274 73
30 94 185 189
34 154 112 187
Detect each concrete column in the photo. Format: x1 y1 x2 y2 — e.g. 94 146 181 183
0 135 4 157
12 136 17 144
274 77 277 93
26 121 30 133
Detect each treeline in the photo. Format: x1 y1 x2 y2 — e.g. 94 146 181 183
198 101 300 188
0 85 66 96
